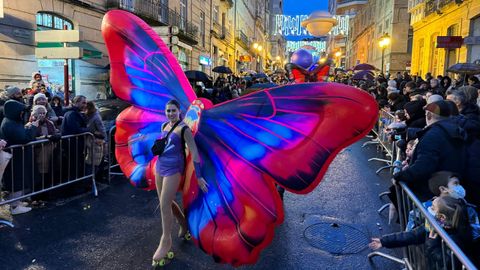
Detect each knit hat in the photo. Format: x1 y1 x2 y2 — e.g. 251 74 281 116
5 86 21 97
388 80 397 88
424 100 451 117
426 94 443 105
33 93 47 104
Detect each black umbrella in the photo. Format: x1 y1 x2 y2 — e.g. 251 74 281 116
446 63 480 75
212 66 233 74
353 63 378 71
185 70 211 82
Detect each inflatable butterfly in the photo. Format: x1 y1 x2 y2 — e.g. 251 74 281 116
285 63 331 83
102 10 378 266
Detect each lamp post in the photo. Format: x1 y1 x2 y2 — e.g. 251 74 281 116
252 42 263 72
334 51 342 68
379 33 391 75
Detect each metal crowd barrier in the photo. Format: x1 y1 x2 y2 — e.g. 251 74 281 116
107 125 124 183
369 181 478 270
362 109 398 174
0 132 98 207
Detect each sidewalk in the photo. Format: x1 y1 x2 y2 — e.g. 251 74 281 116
0 140 401 270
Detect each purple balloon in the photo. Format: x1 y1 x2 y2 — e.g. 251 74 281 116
290 49 313 69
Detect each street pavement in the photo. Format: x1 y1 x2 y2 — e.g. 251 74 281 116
1 139 403 270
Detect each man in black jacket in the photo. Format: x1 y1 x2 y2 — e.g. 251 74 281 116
60 95 89 181
393 100 467 201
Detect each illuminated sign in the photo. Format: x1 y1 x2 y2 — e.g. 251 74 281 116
286 41 327 53
274 14 349 37
239 55 252 62
199 55 211 66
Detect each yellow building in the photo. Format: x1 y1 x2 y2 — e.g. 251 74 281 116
409 0 480 77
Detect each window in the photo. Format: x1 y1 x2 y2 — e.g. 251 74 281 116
180 0 187 30
213 5 219 24
200 11 205 47
36 12 73 30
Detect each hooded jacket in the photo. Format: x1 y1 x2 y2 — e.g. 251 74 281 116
394 118 467 200
0 100 37 145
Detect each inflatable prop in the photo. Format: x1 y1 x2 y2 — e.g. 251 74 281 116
102 10 378 266
285 48 330 83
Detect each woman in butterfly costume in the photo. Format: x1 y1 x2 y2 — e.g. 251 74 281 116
152 99 208 267
101 10 378 267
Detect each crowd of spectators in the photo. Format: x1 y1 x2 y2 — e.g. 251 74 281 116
0 72 106 216
339 70 480 266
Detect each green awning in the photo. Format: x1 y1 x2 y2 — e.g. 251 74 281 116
37 41 103 59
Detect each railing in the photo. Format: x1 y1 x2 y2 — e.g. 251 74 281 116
369 181 478 270
362 109 397 174
236 30 250 50
424 0 455 16
107 126 123 183
107 0 198 43
0 133 98 207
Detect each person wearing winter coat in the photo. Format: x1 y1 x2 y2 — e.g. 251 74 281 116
394 101 468 201
84 101 106 167
0 100 39 214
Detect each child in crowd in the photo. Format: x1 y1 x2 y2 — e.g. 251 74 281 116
401 139 418 171
369 196 472 267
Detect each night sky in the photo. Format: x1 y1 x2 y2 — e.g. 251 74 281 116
282 0 329 41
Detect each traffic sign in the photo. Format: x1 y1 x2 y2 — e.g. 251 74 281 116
35 30 82 43
35 47 83 59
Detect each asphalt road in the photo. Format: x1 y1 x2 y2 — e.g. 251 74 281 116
1 139 403 270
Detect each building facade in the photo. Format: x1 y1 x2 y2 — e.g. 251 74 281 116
345 0 411 74
408 0 480 77
0 0 279 99
328 0 365 68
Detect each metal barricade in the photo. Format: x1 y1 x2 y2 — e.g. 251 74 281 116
0 132 98 207
363 109 398 174
107 125 124 183
369 181 478 270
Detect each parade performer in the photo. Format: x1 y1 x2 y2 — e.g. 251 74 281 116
102 10 378 266
151 99 208 267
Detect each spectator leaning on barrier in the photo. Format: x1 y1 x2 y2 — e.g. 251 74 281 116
0 100 39 215
84 101 107 168
393 100 468 201
369 196 472 268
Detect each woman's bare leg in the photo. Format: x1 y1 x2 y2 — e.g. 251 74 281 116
172 201 188 237
153 173 181 261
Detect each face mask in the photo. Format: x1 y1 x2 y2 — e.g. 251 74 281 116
448 185 466 199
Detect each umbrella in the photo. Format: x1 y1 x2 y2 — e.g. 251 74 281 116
352 70 374 81
274 69 286 74
253 73 268 79
212 66 233 74
241 82 278 96
446 63 480 75
353 63 377 71
185 70 211 82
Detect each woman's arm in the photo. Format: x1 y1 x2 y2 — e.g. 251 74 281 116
183 126 208 192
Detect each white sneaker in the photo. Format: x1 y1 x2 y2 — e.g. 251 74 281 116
11 205 32 215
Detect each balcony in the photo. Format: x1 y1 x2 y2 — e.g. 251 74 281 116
220 0 234 8
211 21 222 36
236 30 250 50
106 0 198 45
222 27 232 43
337 0 368 9
424 0 455 17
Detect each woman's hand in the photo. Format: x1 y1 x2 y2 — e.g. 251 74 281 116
197 177 209 193
0 139 7 150
368 238 382 250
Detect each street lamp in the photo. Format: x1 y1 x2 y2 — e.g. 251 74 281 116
252 42 263 72
379 33 391 74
